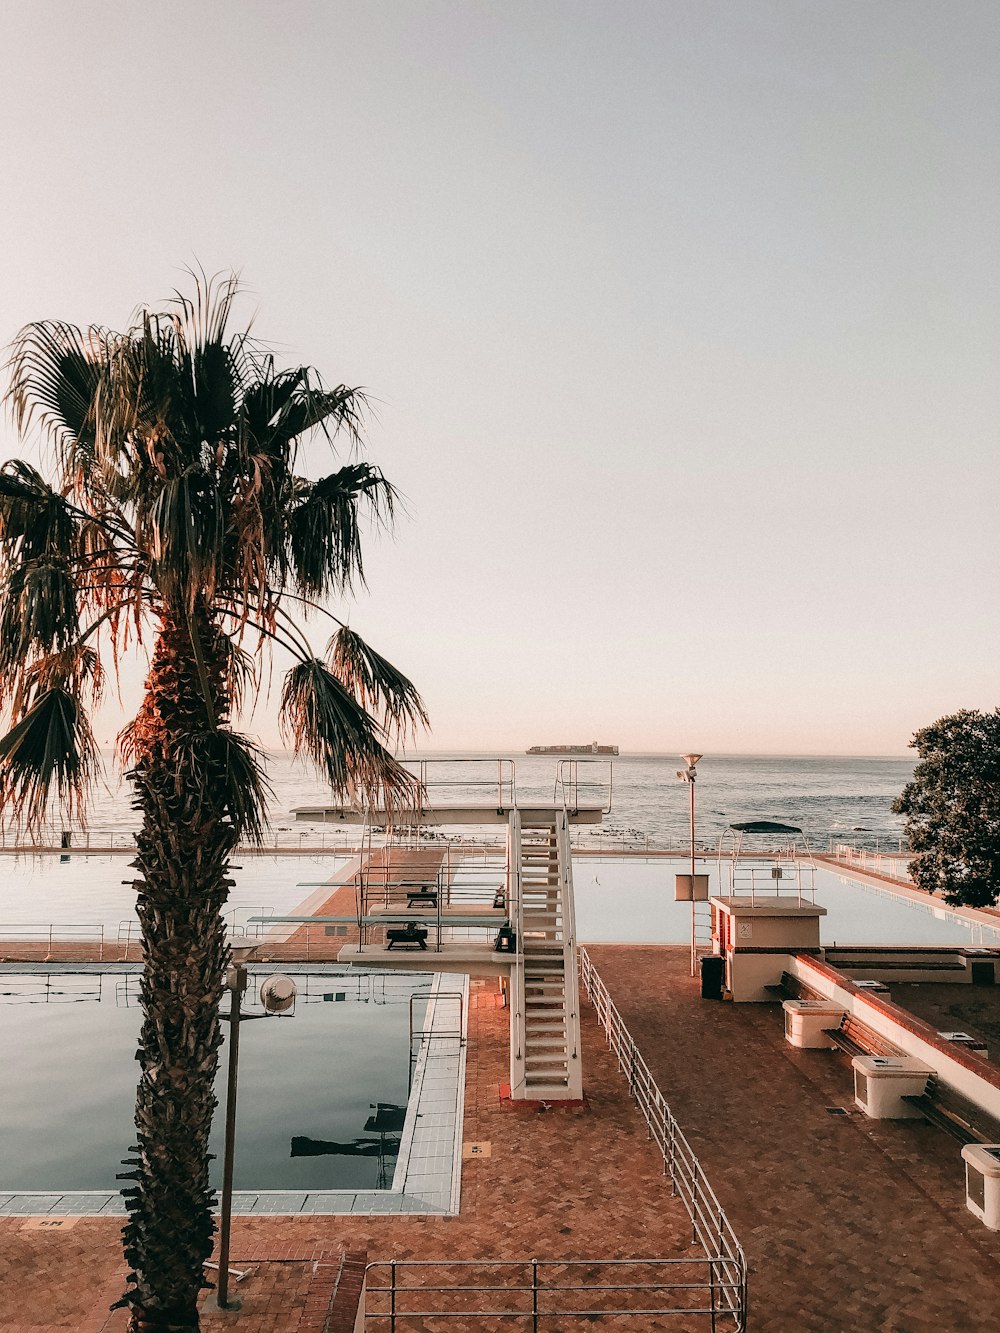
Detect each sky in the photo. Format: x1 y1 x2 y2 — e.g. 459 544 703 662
0 1 997 756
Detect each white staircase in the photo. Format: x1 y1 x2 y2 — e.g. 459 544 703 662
508 809 583 1101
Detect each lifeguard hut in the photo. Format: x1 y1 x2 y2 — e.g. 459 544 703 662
707 820 826 1002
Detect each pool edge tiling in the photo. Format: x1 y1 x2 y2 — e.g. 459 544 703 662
0 971 469 1219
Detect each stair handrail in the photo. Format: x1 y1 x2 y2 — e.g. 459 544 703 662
554 758 613 815
507 807 527 1098
556 809 581 1067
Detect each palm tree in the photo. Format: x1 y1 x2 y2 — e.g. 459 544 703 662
0 274 427 1331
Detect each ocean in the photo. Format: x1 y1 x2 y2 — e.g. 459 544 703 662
31 751 913 852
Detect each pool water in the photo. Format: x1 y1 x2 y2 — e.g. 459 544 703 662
572 859 1000 948
0 853 351 934
0 968 431 1192
3 853 996 950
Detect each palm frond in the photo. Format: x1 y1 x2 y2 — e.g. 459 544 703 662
279 659 421 814
0 560 80 681
329 627 429 736
221 637 258 715
287 464 397 595
171 727 272 845
14 644 106 717
0 686 100 827
0 461 78 555
148 468 224 609
4 321 109 460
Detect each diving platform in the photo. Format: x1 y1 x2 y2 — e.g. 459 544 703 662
338 941 519 979
292 802 605 825
283 759 605 1102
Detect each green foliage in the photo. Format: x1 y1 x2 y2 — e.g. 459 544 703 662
893 709 1000 908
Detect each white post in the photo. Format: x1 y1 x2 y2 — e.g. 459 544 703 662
678 754 703 978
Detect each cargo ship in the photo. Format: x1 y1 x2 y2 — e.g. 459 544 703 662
526 742 619 756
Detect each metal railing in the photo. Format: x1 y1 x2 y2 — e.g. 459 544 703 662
0 922 107 959
406 757 518 812
0 826 367 854
365 1257 741 1329
555 759 614 815
579 948 747 1331
409 989 465 1047
833 845 913 881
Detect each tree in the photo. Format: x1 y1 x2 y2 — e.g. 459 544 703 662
892 709 1000 908
0 275 427 1331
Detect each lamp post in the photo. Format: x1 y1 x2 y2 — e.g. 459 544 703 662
676 754 703 977
210 955 297 1312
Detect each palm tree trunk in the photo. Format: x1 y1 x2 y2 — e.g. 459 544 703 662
120 613 236 1332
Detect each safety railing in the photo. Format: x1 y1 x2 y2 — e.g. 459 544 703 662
0 826 368 854
365 1257 742 1330
722 859 816 907
0 922 107 960
579 949 747 1331
406 757 517 812
832 845 913 881
555 759 614 816
409 989 465 1047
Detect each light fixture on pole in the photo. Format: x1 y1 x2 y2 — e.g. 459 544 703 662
674 754 707 977
210 953 297 1312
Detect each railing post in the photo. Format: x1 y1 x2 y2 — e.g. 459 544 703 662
390 1258 396 1332
709 1258 717 1333
532 1258 538 1333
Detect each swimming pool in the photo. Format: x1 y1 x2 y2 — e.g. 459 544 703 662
0 967 432 1193
0 853 352 935
2 851 996 951
573 859 1000 948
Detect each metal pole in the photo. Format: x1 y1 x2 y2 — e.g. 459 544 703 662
213 965 245 1312
689 774 697 977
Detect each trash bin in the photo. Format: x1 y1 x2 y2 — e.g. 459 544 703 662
60 830 72 849
701 954 725 1000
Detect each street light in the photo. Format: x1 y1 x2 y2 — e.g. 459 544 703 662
210 952 297 1312
675 754 705 977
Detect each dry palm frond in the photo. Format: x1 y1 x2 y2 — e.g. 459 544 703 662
0 460 78 554
14 644 106 718
170 727 272 845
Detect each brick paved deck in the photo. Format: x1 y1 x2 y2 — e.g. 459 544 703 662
587 945 1000 1333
